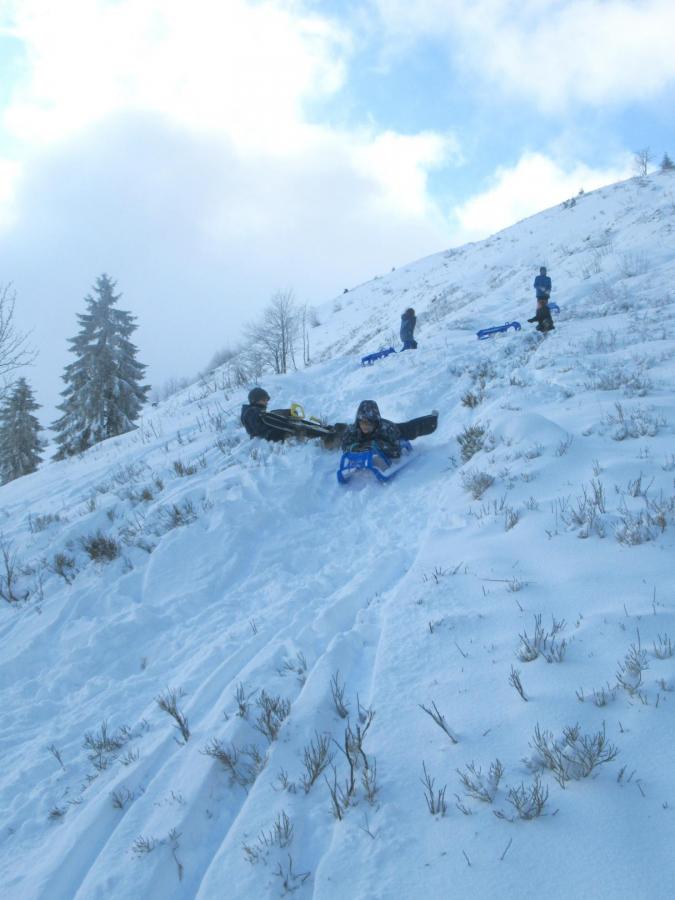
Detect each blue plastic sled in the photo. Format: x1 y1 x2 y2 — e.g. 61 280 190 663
361 346 396 366
548 302 560 313
337 440 413 484
476 321 521 340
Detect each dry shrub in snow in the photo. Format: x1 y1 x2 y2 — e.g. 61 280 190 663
419 700 458 743
203 739 265 787
0 538 29 602
28 512 61 533
558 479 607 538
457 759 504 803
602 402 666 440
83 720 131 770
529 723 618 787
242 810 294 864
509 666 528 701
461 468 494 499
616 641 649 695
254 691 290 743
80 531 121 562
156 688 190 743
326 708 376 819
278 651 307 684
457 423 487 462
301 732 334 793
461 390 483 408
274 856 310 893
653 634 673 659
421 762 447 816
495 774 549 820
517 614 567 663
584 367 653 396
330 671 349 718
614 506 655 544
159 499 197 529
172 459 199 477
235 682 257 719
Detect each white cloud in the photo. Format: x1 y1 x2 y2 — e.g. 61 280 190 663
373 0 675 110
451 151 633 240
0 0 458 233
2 0 350 149
352 129 461 217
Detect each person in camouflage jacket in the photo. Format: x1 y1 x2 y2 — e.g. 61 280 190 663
527 297 555 333
340 400 402 458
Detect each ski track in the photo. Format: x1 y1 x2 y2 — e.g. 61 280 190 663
28 461 425 900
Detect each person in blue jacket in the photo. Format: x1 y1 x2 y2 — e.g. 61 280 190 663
400 308 417 350
533 266 552 301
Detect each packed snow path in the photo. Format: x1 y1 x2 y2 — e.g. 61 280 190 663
1 172 675 899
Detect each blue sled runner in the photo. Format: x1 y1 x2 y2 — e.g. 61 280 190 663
476 321 521 340
337 440 413 484
361 346 396 366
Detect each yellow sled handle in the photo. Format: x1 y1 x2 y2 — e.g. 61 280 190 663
290 401 322 425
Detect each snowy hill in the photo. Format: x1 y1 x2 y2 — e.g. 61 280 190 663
1 171 675 900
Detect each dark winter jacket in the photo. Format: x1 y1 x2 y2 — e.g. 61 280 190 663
240 404 290 442
527 305 554 332
341 401 402 459
400 309 416 343
341 419 401 459
533 274 552 298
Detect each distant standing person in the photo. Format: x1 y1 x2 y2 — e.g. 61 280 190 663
533 266 551 301
400 308 417 350
528 296 555 333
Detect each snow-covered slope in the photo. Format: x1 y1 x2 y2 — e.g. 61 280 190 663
1 172 675 900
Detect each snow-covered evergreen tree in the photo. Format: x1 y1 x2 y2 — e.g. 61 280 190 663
52 274 149 459
660 152 674 171
0 377 44 483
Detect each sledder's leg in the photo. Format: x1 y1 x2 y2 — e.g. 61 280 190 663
397 412 438 441
321 423 348 449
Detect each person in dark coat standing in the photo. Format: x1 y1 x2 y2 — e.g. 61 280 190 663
533 266 552 301
528 297 555 333
400 308 417 350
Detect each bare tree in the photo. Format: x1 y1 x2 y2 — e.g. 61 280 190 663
239 342 266 382
633 147 653 178
245 290 299 375
0 284 36 392
300 304 311 367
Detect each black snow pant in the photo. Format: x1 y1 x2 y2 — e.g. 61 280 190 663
397 413 438 441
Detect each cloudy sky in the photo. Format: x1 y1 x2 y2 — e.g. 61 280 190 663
1 0 674 416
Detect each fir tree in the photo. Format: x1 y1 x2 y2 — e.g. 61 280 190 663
0 377 45 483
53 274 149 459
660 152 674 171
